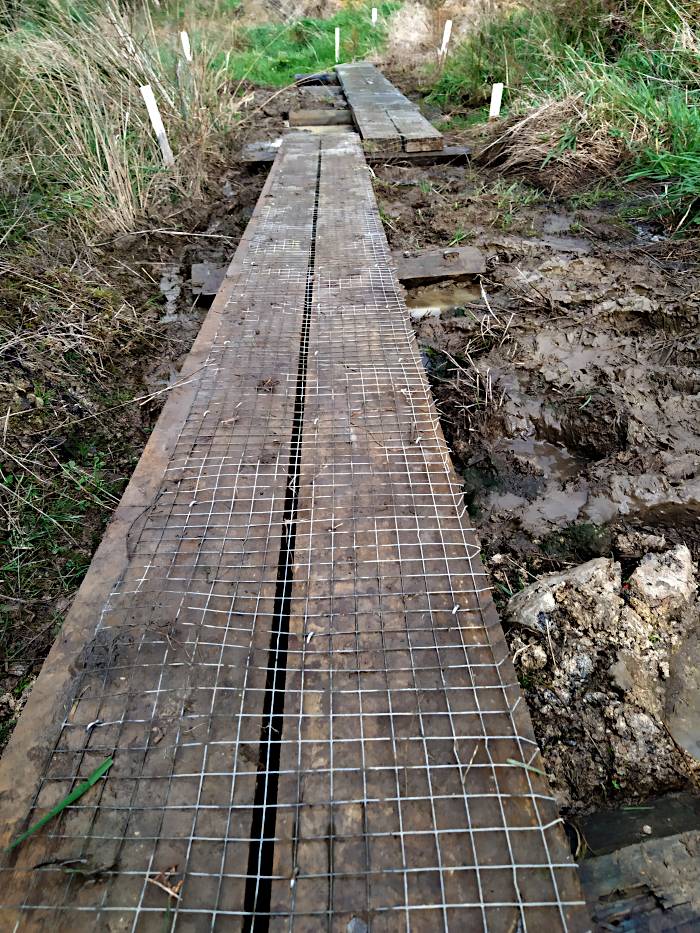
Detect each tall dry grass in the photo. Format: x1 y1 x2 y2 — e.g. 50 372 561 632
0 0 245 238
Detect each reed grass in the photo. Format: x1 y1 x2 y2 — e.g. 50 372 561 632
0 0 246 238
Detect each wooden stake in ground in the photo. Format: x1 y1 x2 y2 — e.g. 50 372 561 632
335 27 340 63
180 30 192 62
140 84 175 167
489 82 504 120
371 7 377 25
439 19 452 60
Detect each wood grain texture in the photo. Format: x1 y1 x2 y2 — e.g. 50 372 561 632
336 62 443 154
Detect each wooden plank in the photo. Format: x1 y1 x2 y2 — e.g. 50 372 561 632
335 62 401 152
298 85 344 107
288 108 353 126
241 142 471 167
392 245 486 285
336 62 443 154
389 110 444 152
269 131 587 930
0 130 586 930
579 830 700 929
0 133 323 928
370 143 470 165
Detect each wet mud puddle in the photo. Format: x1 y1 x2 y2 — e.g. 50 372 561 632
405 281 481 319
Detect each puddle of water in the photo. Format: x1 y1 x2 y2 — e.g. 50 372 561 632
537 234 592 254
484 436 590 532
523 483 588 530
406 281 481 319
543 212 574 234
666 627 700 761
584 476 700 526
633 221 669 244
501 436 582 482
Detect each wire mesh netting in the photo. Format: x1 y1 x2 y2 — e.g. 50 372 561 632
0 132 587 931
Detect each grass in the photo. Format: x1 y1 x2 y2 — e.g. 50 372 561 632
1 456 120 594
0 0 248 239
430 0 700 227
5 756 113 851
0 242 166 753
221 1 398 87
485 178 540 227
1 0 400 239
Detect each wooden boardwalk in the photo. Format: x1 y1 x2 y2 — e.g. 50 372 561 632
0 132 586 930
335 64 443 153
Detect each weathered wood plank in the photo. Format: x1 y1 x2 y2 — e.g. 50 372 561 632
392 245 486 285
579 830 700 929
371 143 469 164
241 142 470 167
0 129 585 931
288 108 353 126
189 245 485 303
298 85 344 107
0 133 323 929
389 110 444 152
269 130 587 931
336 61 443 153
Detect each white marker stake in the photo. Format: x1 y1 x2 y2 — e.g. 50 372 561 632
140 84 175 167
335 27 341 63
371 7 377 25
489 82 504 120
180 30 192 62
440 19 452 57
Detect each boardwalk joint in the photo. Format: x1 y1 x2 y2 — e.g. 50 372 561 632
243 143 323 930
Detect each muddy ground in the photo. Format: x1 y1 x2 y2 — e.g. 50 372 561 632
372 116 700 816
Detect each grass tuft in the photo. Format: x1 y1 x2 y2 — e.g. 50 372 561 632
0 0 248 238
431 0 700 227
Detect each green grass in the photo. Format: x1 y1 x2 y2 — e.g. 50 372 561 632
0 445 127 754
1 454 122 600
430 0 700 226
221 1 398 87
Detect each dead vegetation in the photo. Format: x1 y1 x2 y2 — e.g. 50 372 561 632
431 0 700 227
423 294 517 434
477 95 626 196
0 249 168 748
0 1 248 238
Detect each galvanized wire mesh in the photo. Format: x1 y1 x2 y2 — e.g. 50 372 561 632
0 132 586 932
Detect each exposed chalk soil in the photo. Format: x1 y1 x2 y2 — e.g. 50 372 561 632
505 545 699 813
